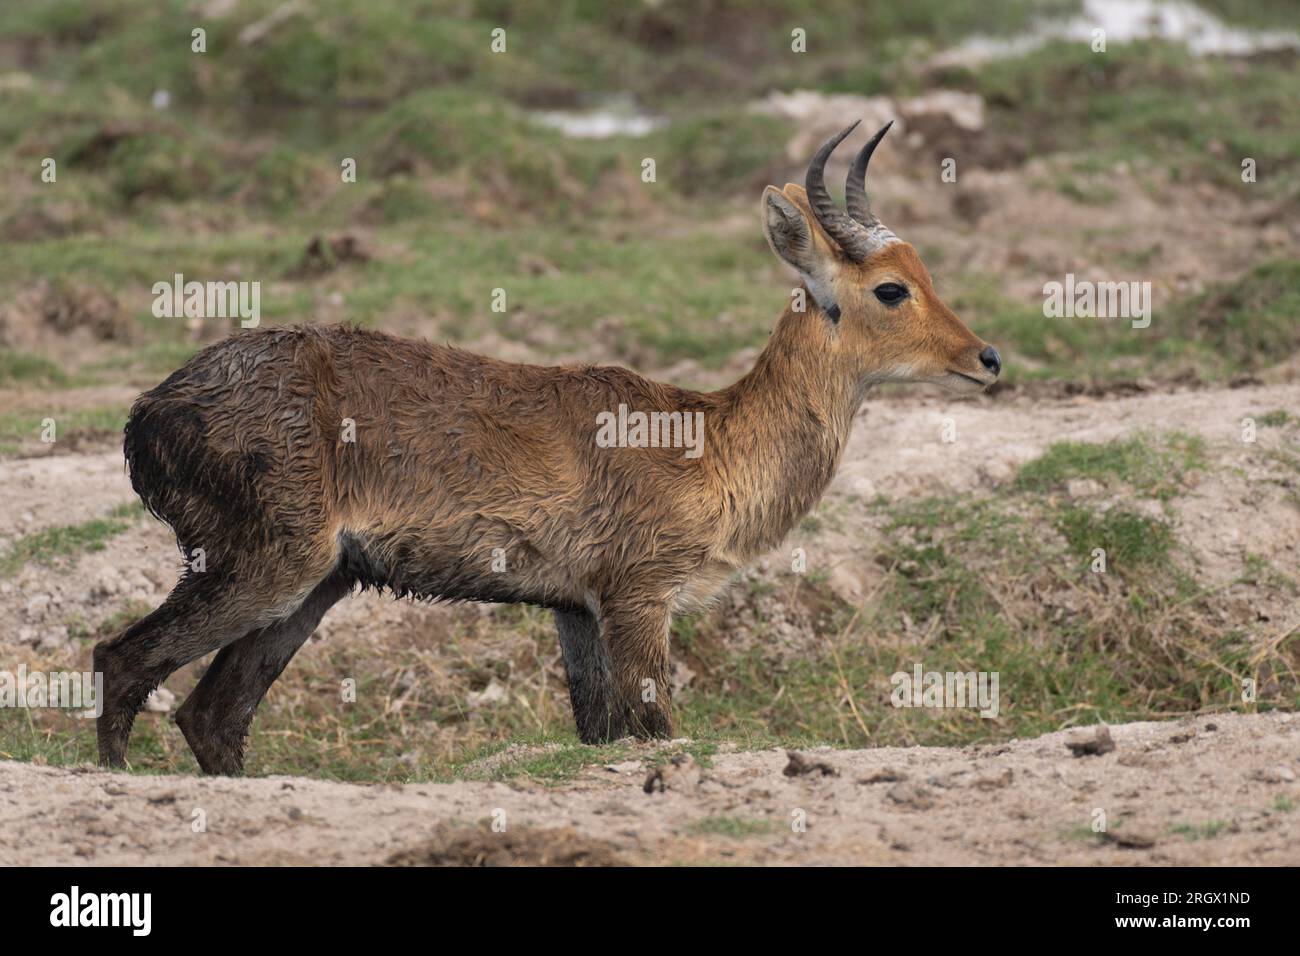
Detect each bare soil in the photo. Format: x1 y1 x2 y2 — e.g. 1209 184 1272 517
2 711 1296 865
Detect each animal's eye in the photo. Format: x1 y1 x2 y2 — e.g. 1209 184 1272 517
874 282 908 305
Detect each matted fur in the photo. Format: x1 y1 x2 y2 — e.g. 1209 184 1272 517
96 144 997 774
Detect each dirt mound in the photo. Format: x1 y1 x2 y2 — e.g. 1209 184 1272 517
388 823 624 867
0 279 129 351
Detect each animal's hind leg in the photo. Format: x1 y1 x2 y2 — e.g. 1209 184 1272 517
94 572 278 768
555 608 622 744
175 571 352 775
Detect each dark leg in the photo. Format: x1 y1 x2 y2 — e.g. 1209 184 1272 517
555 607 621 743
175 571 352 775
94 573 273 768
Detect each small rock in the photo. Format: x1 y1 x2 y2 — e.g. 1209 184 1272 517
886 781 935 810
37 625 69 651
1104 829 1157 849
897 89 985 133
1066 725 1116 758
603 760 642 775
784 751 839 777
643 754 700 794
1065 478 1103 498
1253 765 1296 784
858 768 908 785
466 678 506 709
972 768 1014 791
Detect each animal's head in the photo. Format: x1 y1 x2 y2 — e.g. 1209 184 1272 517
761 121 1000 393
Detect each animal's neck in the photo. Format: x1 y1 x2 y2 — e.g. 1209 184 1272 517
709 300 866 560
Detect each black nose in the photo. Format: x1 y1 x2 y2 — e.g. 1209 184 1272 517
979 346 1001 377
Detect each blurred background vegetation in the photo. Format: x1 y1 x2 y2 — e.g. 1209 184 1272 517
2 0 1297 399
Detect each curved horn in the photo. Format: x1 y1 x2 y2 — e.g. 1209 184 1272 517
804 121 876 261
845 120 893 227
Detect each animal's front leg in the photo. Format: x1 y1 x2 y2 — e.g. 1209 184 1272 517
600 600 674 739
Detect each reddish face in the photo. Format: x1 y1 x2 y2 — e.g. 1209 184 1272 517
761 182 999 394
833 241 1000 391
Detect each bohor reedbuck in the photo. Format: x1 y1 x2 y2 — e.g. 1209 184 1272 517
97 121 1001 773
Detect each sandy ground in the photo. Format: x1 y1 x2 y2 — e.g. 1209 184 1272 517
1 380 1297 865
2 711 1296 865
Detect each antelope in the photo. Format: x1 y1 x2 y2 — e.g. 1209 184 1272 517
95 121 1001 774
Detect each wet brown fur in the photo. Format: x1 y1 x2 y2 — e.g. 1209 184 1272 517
95 180 995 774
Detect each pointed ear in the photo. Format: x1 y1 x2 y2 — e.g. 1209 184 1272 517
761 185 819 275
761 186 837 310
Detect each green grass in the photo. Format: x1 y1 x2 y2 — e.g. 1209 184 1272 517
956 40 1300 191
1257 410 1294 428
1170 820 1228 841
1177 260 1300 372
0 350 68 386
0 503 141 577
0 0 1080 113
1016 433 1206 500
0 405 127 454
956 258 1300 385
10 222 1283 406
456 739 633 785
687 815 778 838
1055 505 1174 569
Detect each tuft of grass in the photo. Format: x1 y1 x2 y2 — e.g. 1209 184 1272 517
356 88 615 219
651 111 790 198
687 815 778 838
1256 410 1293 428
0 504 140 577
1015 433 1206 500
0 405 128 455
1170 820 1228 841
1179 260 1300 372
960 40 1300 189
1055 505 1174 568
466 740 632 785
0 350 69 387
1063 824 1104 843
